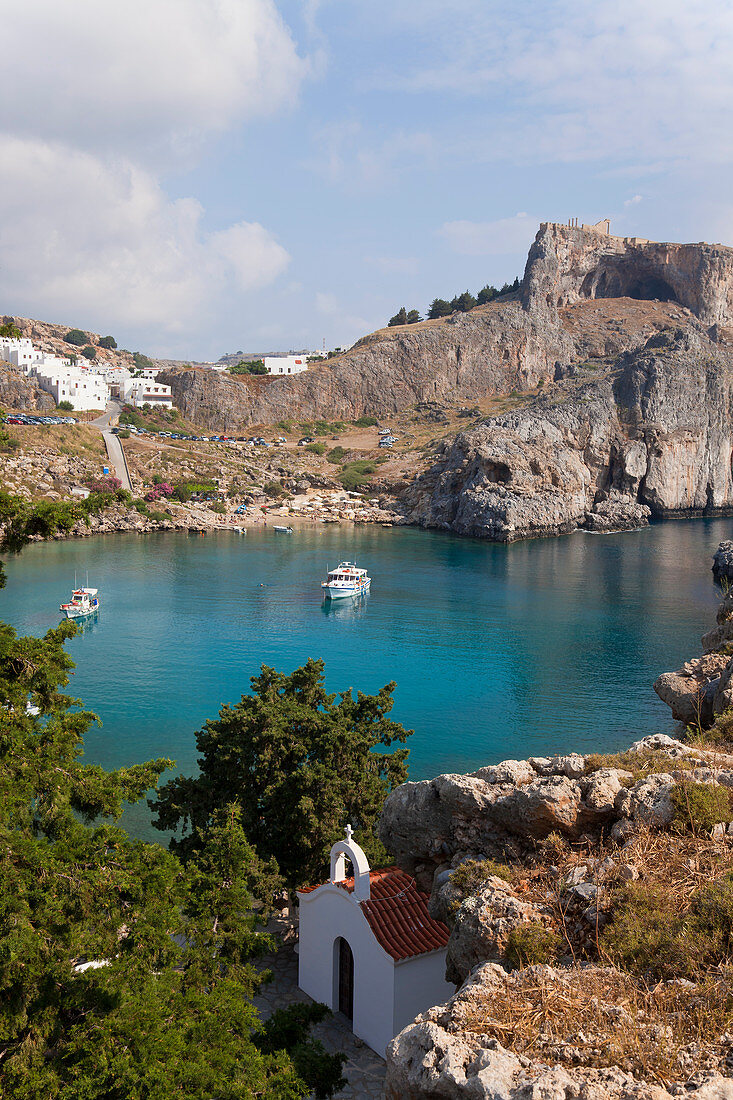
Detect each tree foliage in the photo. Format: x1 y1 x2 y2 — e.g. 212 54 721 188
388 307 422 327
230 360 268 376
0 617 345 1098
81 345 97 360
0 322 20 338
132 351 154 371
427 298 452 319
151 658 412 887
64 329 87 346
97 335 117 349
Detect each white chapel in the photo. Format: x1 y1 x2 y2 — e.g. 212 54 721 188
297 826 454 1056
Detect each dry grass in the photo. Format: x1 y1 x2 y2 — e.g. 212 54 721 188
458 965 733 1085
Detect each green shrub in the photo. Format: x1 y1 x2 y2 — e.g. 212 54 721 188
0 429 19 453
98 335 117 349
353 416 378 427
209 502 226 514
670 782 733 834
603 875 733 981
275 421 293 433
327 446 346 464
118 429 131 439
57 400 74 412
132 351 154 371
305 443 326 456
449 858 512 894
339 460 376 492
263 480 284 498
505 924 562 968
81 345 96 360
64 328 87 346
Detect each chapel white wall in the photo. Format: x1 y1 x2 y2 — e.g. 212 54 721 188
393 949 454 1038
297 886 396 1055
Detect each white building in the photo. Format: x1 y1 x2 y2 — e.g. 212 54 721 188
297 826 453 1057
36 367 108 411
0 337 43 372
264 354 308 376
120 378 173 409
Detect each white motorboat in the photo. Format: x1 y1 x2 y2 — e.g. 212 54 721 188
60 587 99 619
321 562 371 600
273 525 293 534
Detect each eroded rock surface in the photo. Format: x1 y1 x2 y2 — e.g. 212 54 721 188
405 327 733 541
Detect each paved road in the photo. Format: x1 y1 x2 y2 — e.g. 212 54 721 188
101 429 132 492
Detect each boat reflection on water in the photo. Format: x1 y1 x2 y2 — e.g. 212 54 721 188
321 592 369 619
71 611 101 635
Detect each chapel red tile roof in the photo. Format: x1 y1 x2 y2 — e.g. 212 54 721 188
299 868 450 962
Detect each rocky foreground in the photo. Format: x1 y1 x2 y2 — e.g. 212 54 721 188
378 731 733 1099
377 589 733 1098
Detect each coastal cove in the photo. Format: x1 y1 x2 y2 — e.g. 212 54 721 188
3 520 730 839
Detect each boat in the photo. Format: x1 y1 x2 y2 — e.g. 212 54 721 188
60 587 99 619
321 561 371 600
273 525 293 534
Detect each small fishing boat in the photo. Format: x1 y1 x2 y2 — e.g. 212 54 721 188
273 525 293 534
321 561 371 600
60 587 99 620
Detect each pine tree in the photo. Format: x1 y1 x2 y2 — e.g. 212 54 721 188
151 657 412 887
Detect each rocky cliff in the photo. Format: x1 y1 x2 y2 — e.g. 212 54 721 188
523 221 733 327
161 223 733 545
378 722 733 1098
0 366 54 411
404 323 733 540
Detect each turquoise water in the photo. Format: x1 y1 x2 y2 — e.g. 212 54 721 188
2 520 730 837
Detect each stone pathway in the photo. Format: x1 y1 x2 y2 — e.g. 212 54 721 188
253 918 386 1099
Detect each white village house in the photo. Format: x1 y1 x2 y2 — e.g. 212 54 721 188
263 354 308 376
297 827 453 1057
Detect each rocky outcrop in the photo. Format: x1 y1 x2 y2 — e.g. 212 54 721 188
404 327 733 540
522 221 733 326
0 366 54 411
655 591 733 726
443 877 546 985
385 962 733 1100
713 541 733 583
377 739 708 884
160 300 573 431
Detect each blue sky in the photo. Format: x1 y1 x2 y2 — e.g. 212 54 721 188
1 0 732 359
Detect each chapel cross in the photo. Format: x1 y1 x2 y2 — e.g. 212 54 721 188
345 824 353 843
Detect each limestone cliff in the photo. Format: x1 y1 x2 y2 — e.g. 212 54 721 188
523 220 733 326
0 366 54 412
404 325 733 540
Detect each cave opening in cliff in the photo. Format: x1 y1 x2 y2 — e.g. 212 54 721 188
581 266 679 305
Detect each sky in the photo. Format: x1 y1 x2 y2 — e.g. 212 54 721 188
1 0 732 360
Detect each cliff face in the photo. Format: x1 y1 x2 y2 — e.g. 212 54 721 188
523 221 733 327
161 298 573 431
404 326 733 540
0 366 54 411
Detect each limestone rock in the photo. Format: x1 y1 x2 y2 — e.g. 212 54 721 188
385 960 733 1099
582 768 633 814
445 877 544 984
713 541 733 584
615 773 675 826
653 652 730 725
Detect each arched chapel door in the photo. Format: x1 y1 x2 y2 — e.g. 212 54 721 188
336 937 354 1020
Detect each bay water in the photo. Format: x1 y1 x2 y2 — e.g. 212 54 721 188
2 519 729 838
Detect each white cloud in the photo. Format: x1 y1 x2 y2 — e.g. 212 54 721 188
3 0 307 160
439 213 537 256
624 195 643 206
0 138 290 335
368 0 733 168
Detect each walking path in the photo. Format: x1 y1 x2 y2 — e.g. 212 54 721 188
253 918 386 1099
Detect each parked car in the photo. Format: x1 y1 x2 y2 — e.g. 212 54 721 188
297 436 315 445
